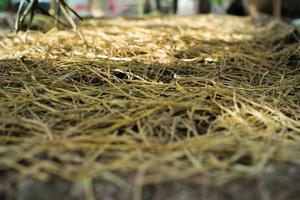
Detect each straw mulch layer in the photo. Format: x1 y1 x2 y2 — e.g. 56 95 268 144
0 15 300 199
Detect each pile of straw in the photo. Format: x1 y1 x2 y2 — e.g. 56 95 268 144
0 15 299 188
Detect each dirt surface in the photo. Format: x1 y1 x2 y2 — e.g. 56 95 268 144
1 164 300 200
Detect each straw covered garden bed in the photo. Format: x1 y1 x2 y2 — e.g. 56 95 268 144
0 15 300 199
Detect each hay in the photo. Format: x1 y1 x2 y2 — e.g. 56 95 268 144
0 15 300 188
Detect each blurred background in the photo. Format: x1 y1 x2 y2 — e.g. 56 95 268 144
2 0 300 19
0 0 299 33
0 0 246 19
